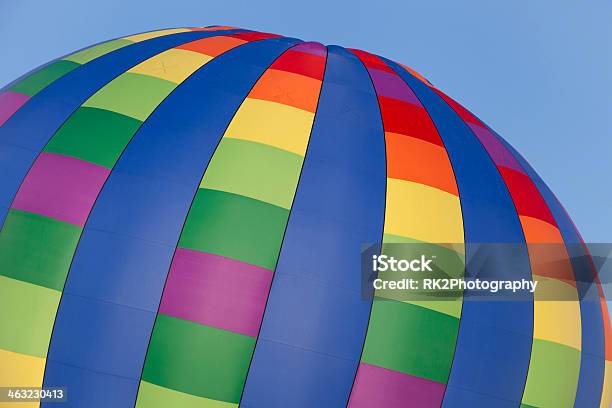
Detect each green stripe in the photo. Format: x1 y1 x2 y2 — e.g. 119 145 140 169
179 189 289 270
201 138 303 209
361 299 459 383
44 107 142 168
142 315 255 403
0 276 60 357
63 39 134 65
83 72 176 121
9 60 80 96
0 210 81 290
522 339 580 408
136 381 237 408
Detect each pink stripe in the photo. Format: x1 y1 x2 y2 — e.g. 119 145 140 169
292 41 326 56
348 363 445 408
0 91 30 126
468 123 525 173
368 68 422 106
159 248 273 337
12 152 109 226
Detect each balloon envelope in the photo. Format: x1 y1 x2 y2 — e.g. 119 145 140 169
0 26 609 408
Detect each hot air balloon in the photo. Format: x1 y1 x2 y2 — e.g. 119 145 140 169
0 26 609 408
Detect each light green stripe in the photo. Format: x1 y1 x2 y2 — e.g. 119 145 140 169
377 234 465 317
522 339 580 408
83 72 176 121
0 276 60 357
201 138 304 209
136 381 237 408
63 39 134 65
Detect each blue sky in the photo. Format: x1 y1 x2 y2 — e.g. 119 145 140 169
1 0 610 245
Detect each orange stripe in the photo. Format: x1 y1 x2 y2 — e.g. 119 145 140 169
526 244 575 286
177 36 247 56
601 297 612 361
386 132 458 196
249 69 322 113
520 215 563 243
520 216 576 285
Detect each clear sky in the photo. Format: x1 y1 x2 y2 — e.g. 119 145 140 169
1 0 610 245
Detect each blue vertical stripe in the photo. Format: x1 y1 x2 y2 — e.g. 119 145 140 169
385 58 534 407
240 46 386 408
0 28 242 230
41 37 300 408
493 130 605 408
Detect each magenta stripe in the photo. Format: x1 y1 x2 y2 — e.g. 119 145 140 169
368 68 421 106
0 91 30 127
292 41 326 56
348 363 445 408
468 123 525 173
12 152 109 226
159 248 273 337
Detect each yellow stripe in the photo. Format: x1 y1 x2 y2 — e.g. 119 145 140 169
379 214 464 318
0 348 45 387
533 276 581 350
129 49 212 84
601 360 612 408
224 98 314 156
384 178 463 243
124 28 191 42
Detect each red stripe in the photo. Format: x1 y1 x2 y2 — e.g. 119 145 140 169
378 96 443 146
229 32 281 41
350 49 395 73
269 49 326 80
498 165 557 225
